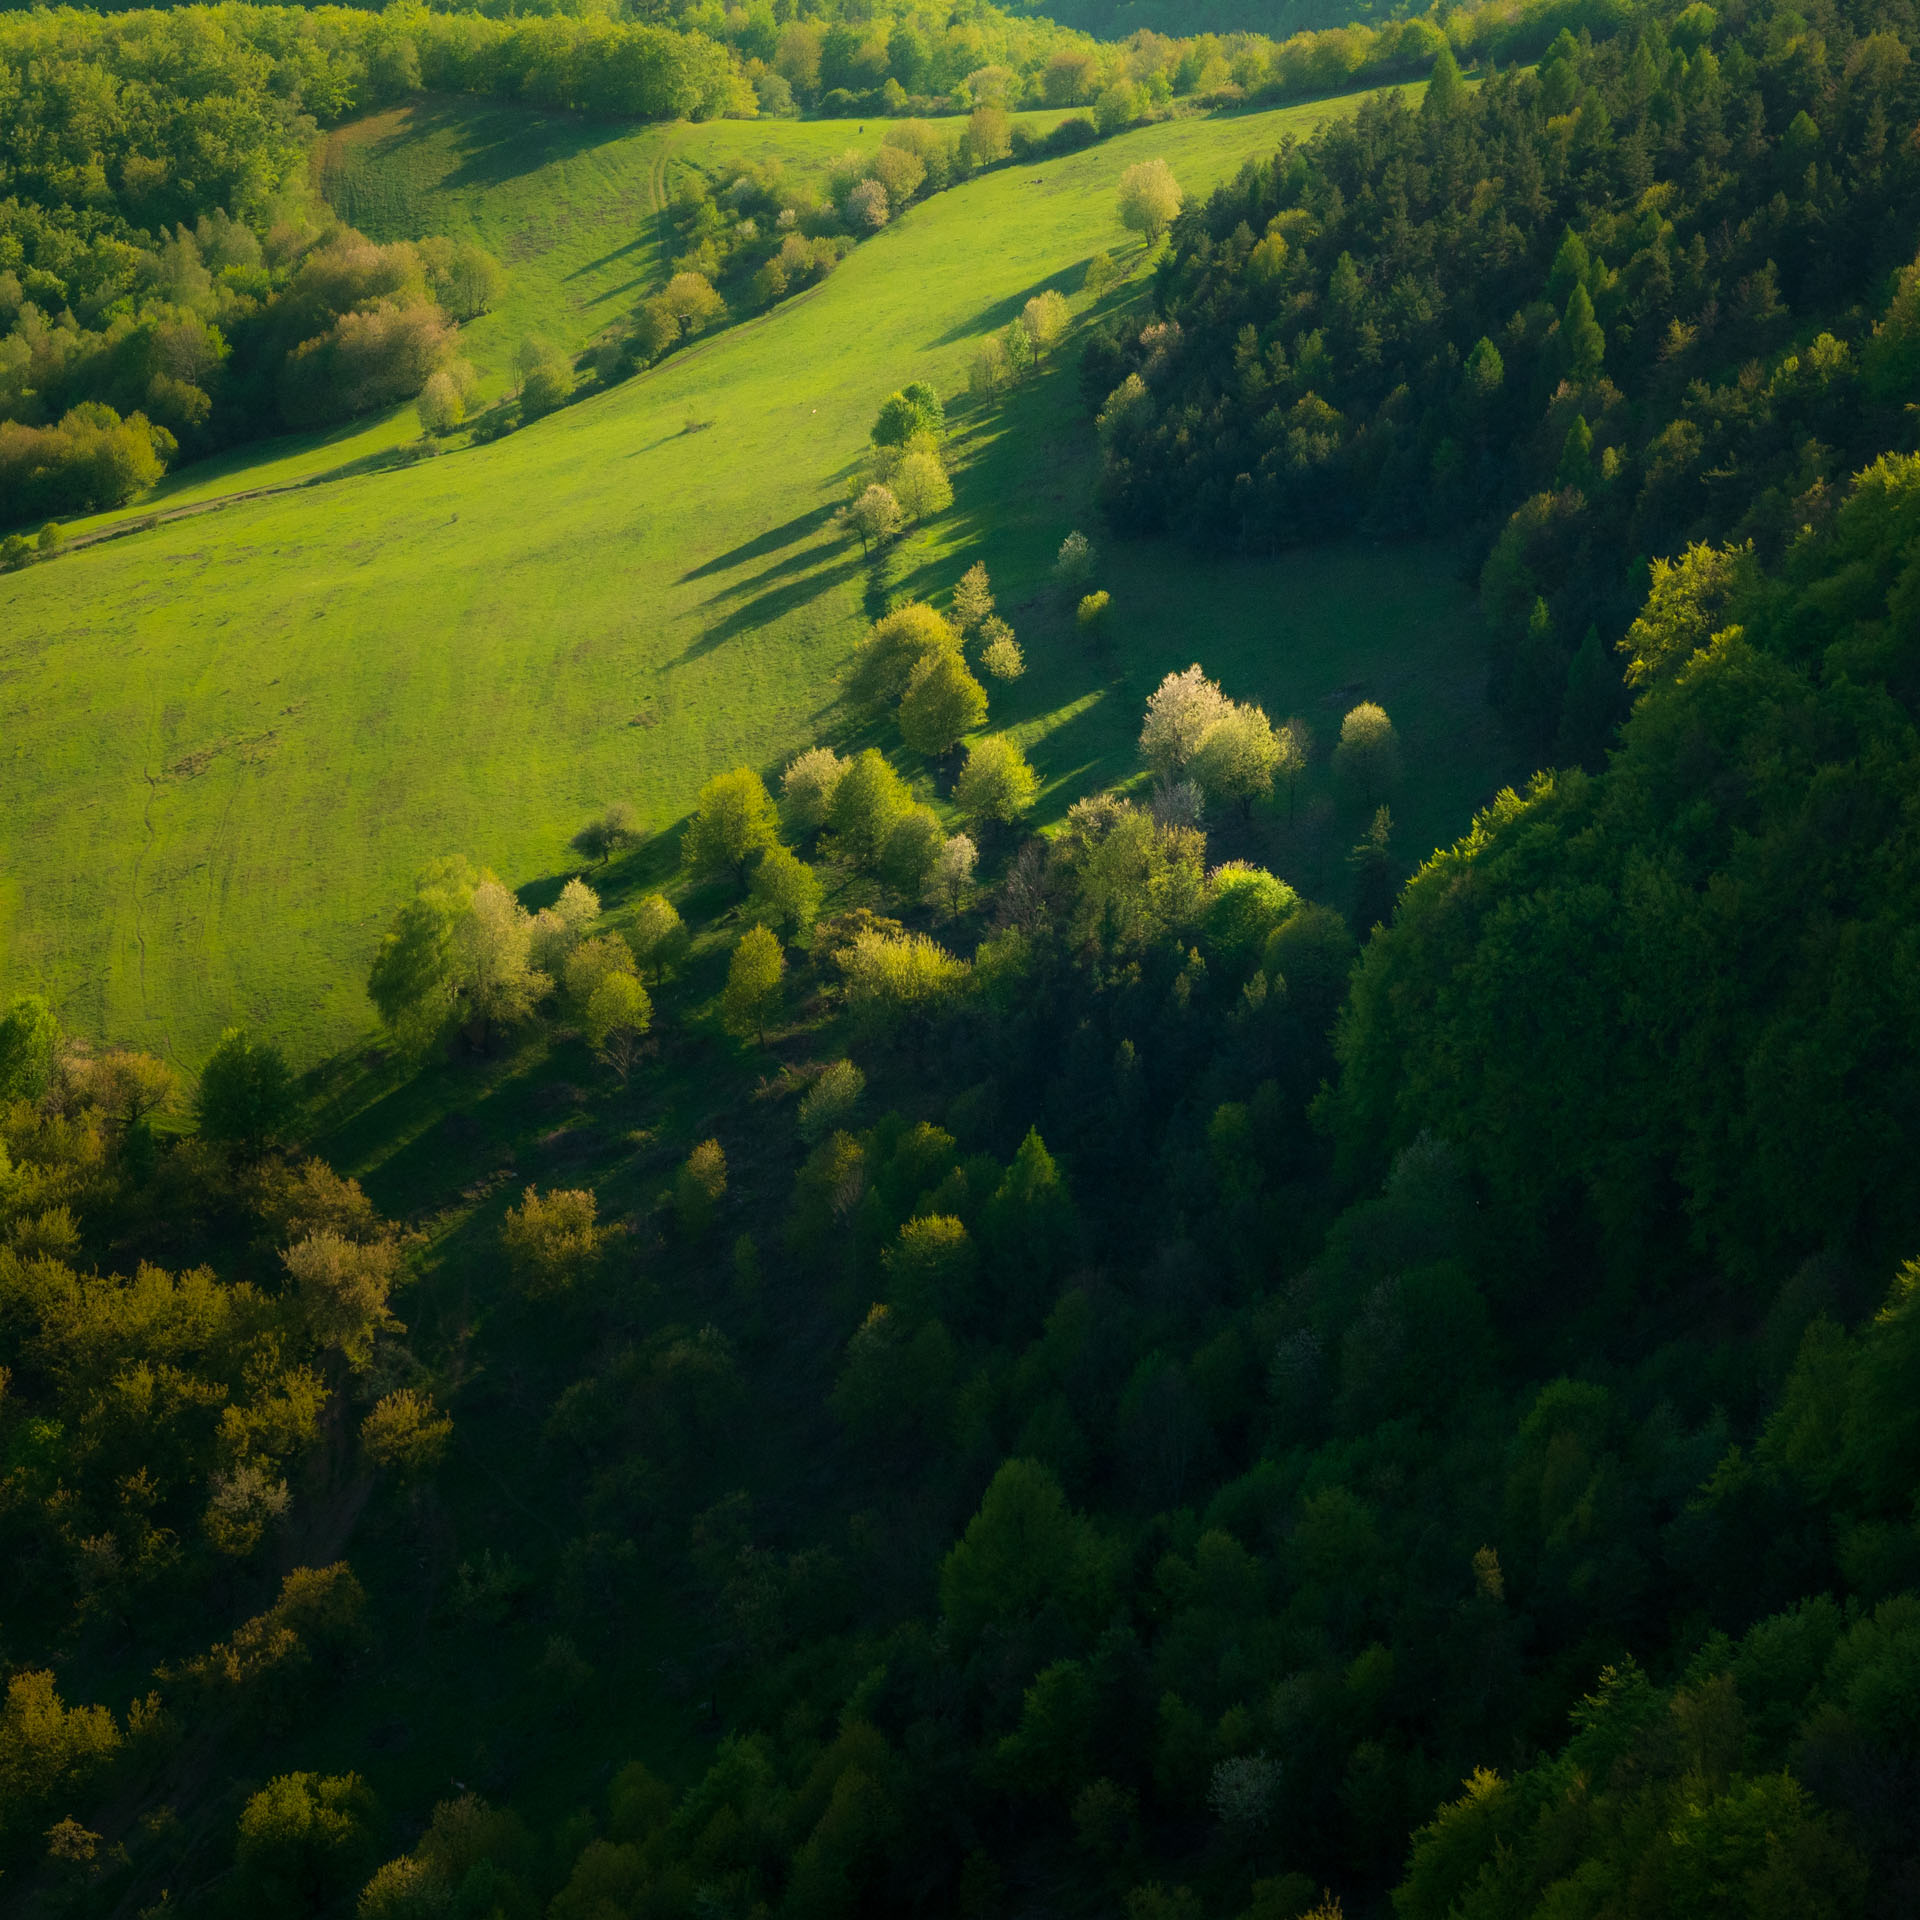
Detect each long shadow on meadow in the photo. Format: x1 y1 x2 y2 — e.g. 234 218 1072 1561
673 553 864 663
682 501 841 583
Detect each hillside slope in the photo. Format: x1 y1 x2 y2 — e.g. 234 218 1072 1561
0 86 1505 1068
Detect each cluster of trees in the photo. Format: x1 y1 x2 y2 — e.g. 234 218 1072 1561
1 9 508 518
1083 0 1920 753
686 0 1618 121
0 997 455 1889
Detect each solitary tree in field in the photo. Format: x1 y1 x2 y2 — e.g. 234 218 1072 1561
846 483 902 553
1333 702 1402 808
899 649 988 756
1022 290 1070 357
1054 530 1094 589
570 802 642 866
1117 159 1183 244
955 733 1041 828
684 768 781 887
724 926 785 1046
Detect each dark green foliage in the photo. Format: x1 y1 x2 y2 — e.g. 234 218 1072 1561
1093 0 1920 750
196 1026 297 1155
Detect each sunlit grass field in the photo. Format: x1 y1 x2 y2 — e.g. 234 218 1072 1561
0 82 1512 1069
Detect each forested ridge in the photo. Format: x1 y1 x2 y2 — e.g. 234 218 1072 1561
7 0 1920 1914
1086 0 1920 757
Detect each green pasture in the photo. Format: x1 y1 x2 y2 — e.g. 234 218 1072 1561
0 81 1513 1069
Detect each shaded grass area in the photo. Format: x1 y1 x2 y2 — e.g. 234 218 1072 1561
0 85 1514 1071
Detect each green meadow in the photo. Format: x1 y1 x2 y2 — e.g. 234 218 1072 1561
1 83 1510 1069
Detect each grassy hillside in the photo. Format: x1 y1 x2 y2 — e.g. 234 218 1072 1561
0 84 1508 1069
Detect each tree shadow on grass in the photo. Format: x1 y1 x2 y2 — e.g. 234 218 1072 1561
927 261 1097 348
670 552 865 665
435 99 641 194
681 501 840 582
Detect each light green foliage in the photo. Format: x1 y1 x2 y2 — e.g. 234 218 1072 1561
1618 540 1755 688
529 876 601 975
1190 700 1281 811
563 932 637 1008
723 925 785 1042
955 733 1040 826
1204 865 1298 978
748 843 823 936
845 482 902 551
673 1138 728 1238
872 383 944 446
898 648 987 756
3 94 1429 1062
584 971 653 1080
927 833 978 914
850 603 963 708
234 1770 379 1914
367 857 478 1046
284 1231 402 1367
1021 289 1070 356
1075 589 1112 637
1117 158 1183 241
360 1389 452 1478
780 747 850 835
685 767 781 885
884 1214 976 1320
501 1185 603 1296
838 927 969 1028
629 894 690 980
1332 702 1401 807
799 1059 866 1142
979 618 1025 679
829 749 915 870
951 561 994 633
883 806 948 896
1072 803 1208 954
894 447 954 521
197 1027 297 1155
1139 664 1230 782
0 995 61 1103
1054 529 1094 587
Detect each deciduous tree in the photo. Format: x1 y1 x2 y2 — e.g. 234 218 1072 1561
685 768 781 887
